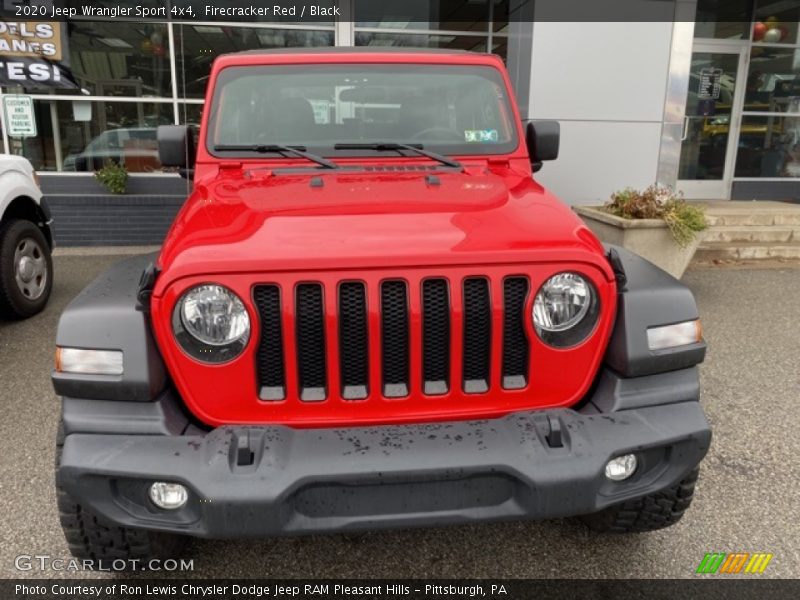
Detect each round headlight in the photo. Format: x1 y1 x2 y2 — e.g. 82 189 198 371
533 273 599 347
173 284 250 363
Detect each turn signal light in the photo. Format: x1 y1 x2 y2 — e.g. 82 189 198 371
646 320 703 351
55 347 123 376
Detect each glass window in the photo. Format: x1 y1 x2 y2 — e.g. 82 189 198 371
60 21 173 97
490 38 508 62
694 0 753 40
355 31 489 53
735 114 800 177
11 100 57 171
694 0 752 39
355 0 490 32
745 47 800 109
679 52 741 181
685 52 739 117
206 64 518 156
178 103 204 128
174 25 334 98
17 100 173 172
753 0 800 45
492 0 510 32
177 103 203 156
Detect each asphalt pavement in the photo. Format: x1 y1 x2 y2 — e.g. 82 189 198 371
1 255 798 579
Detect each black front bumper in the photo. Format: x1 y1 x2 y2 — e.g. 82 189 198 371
57 372 711 538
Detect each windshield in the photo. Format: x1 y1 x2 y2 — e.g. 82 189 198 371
206 64 518 157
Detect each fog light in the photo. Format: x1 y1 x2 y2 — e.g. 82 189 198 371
149 482 188 510
605 454 637 481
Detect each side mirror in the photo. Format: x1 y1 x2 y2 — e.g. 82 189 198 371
525 121 560 173
158 125 196 177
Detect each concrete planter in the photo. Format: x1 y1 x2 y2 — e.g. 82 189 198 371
574 206 705 279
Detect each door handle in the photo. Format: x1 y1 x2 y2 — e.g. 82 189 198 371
681 116 690 141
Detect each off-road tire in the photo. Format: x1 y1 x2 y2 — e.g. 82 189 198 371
580 468 700 533
55 422 187 562
0 218 53 319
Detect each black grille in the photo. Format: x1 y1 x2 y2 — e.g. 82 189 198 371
462 278 491 393
338 282 369 400
253 274 531 402
422 279 450 395
253 285 285 401
502 277 530 389
381 280 409 397
295 284 327 401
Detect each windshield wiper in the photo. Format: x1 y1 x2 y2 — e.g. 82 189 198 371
213 144 339 170
333 142 463 170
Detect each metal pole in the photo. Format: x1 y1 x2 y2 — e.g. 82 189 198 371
487 0 494 53
336 0 355 47
168 21 180 124
0 87 9 154
50 100 63 170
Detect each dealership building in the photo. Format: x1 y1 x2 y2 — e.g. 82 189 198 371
0 0 798 245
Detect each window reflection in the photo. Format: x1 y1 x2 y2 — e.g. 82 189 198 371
735 115 800 177
492 0 510 32
17 100 173 172
355 32 499 58
745 47 800 109
355 0 491 32
178 103 204 128
694 0 752 39
65 21 172 97
175 25 334 98
753 0 800 45
679 52 740 181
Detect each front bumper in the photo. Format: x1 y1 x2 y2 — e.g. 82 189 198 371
58 389 711 538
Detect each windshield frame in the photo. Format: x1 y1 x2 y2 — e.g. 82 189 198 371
205 62 521 161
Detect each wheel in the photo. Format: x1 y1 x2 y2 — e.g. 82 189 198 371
0 218 53 319
580 468 700 533
55 421 187 563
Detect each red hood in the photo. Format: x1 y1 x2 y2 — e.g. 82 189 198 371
154 163 611 294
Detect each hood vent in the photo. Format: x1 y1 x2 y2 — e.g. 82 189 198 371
362 165 439 172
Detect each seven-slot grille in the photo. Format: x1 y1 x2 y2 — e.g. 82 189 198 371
253 276 531 402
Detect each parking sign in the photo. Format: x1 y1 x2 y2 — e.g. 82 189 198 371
2 95 37 137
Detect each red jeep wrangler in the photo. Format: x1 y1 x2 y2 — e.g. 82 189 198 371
54 49 710 561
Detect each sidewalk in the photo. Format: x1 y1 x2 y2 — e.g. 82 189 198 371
53 245 160 257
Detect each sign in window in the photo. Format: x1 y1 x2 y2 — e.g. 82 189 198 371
2 95 36 137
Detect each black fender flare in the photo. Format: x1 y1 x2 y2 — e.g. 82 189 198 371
604 245 706 378
52 254 167 401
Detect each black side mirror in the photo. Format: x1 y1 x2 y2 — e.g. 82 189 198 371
158 125 196 178
525 121 560 173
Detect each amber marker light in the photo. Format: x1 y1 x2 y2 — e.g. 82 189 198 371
55 347 123 376
646 320 703 351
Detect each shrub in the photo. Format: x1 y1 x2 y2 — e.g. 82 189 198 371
605 185 707 247
94 160 128 194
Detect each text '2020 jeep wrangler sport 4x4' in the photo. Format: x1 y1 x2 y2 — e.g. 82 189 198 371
53 49 710 561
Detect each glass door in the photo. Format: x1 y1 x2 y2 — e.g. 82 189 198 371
677 44 748 198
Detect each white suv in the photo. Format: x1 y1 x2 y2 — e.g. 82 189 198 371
0 155 53 319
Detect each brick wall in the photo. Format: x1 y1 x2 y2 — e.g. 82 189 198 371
40 175 188 247
47 196 184 246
